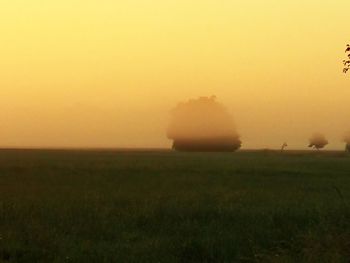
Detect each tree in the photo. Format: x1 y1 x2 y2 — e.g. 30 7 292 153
343 131 350 152
343 44 350 73
280 142 288 152
167 96 241 152
346 144 350 153
308 133 328 150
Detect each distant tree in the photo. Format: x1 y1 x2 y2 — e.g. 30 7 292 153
343 131 350 152
280 142 288 152
167 96 241 152
343 44 350 73
346 144 350 153
308 133 328 150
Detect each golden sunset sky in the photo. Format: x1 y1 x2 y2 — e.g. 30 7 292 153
0 0 349 149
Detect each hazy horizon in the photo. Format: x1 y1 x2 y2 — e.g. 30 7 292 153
1 0 349 150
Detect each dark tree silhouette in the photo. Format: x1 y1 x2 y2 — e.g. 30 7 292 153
343 44 350 73
346 144 350 153
343 132 350 152
308 133 328 150
167 96 241 152
280 142 288 152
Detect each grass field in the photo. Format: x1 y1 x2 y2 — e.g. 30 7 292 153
0 149 350 262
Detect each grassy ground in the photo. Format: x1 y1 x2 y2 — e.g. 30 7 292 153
0 149 350 262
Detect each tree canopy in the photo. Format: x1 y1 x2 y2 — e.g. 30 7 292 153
167 96 241 152
308 133 328 150
343 44 350 73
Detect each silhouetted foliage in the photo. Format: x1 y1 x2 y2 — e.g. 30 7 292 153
308 133 328 150
281 142 288 152
346 144 350 153
343 131 350 152
172 136 241 152
343 44 350 73
167 96 241 152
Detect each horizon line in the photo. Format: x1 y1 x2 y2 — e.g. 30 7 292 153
0 147 346 152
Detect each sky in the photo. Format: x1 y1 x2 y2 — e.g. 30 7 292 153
0 0 349 149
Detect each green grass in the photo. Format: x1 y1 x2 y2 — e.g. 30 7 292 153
0 149 350 262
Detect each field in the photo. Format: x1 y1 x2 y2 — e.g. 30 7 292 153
0 149 350 262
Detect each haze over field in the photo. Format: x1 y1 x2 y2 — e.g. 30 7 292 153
0 0 349 149
167 97 239 141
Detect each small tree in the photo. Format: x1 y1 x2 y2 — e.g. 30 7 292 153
346 144 350 153
343 131 350 152
343 44 350 73
308 133 328 150
280 142 288 152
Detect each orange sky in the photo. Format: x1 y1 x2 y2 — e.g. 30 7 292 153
0 0 349 149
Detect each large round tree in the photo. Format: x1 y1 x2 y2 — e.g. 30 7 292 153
167 96 241 152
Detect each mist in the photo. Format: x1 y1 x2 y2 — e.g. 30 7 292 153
0 1 350 149
167 96 239 139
